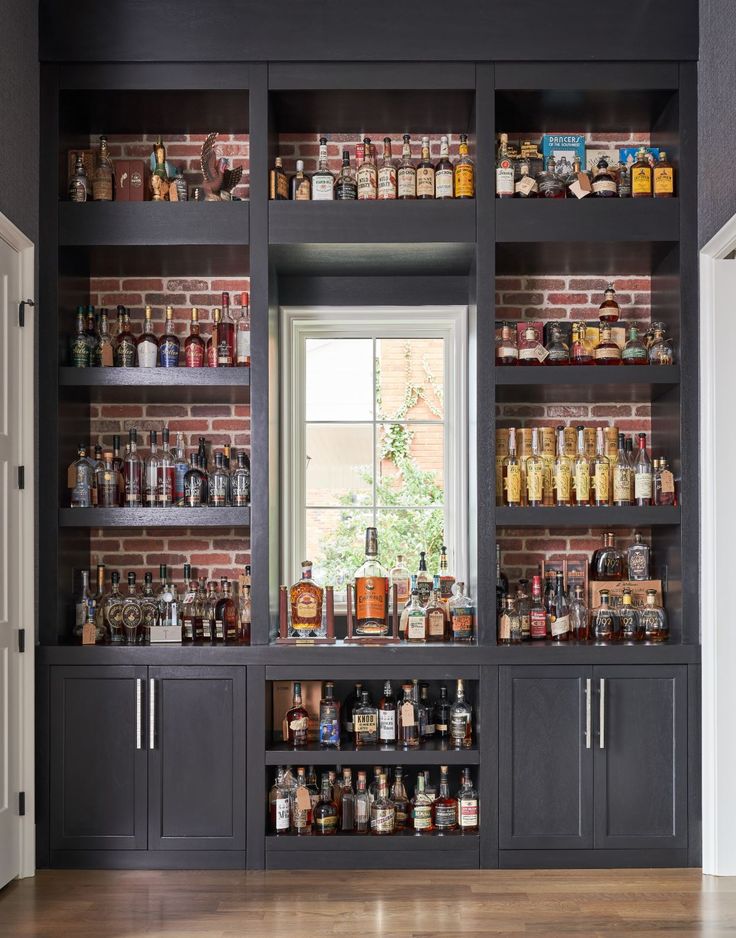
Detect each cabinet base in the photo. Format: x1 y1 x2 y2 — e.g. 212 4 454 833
48 850 246 869
499 848 690 869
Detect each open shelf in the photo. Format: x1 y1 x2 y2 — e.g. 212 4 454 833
58 507 250 527
264 740 480 765
495 365 679 403
496 506 680 527
59 366 250 403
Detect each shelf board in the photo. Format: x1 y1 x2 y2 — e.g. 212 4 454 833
495 506 680 526
266 831 479 851
265 740 480 765
58 507 249 528
494 364 679 403
59 366 250 403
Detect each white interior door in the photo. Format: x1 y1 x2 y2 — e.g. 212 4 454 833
0 232 28 886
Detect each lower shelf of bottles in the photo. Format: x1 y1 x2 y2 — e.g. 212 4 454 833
265 741 480 765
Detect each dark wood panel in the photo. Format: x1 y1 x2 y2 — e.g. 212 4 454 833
496 506 681 527
264 741 480 765
49 850 246 869
59 367 250 404
58 508 249 528
50 666 147 851
495 366 679 405
494 62 679 91
499 848 689 869
499 666 593 850
269 62 476 91
148 666 246 851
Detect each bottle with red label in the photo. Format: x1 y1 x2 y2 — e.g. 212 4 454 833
218 292 235 366
184 307 205 367
529 574 547 640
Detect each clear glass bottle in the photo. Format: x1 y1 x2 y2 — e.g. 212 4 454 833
496 321 519 365
92 135 114 201
640 589 669 642
538 156 565 199
269 767 291 834
449 581 475 643
356 137 378 200
136 305 159 368
654 457 677 506
102 571 124 644
193 577 208 642
354 771 370 833
68 153 89 202
553 425 573 506
73 569 95 639
634 432 653 506
290 159 311 200
291 766 314 835
209 451 231 507
457 768 479 832
622 325 648 364
591 157 618 198
353 527 389 636
595 322 622 365
338 768 355 832
592 532 625 580
570 321 594 364
156 428 175 508
335 149 357 200
450 679 473 749
648 322 675 364
612 432 632 506
313 773 339 835
93 308 114 366
525 427 545 507
405 586 427 643
397 683 420 750
378 680 397 746
619 587 643 642
397 133 416 200
627 531 651 580
122 572 143 645
96 451 120 507
426 575 448 642
70 307 90 367
231 450 250 507
416 136 435 199
234 292 250 367
377 136 397 200
389 554 411 608
415 550 433 605
123 428 142 507
311 137 335 200
139 572 159 642
285 681 310 748
390 767 410 831
433 765 458 832
370 773 395 835
497 595 520 645
435 135 454 199
592 589 621 643
573 425 592 506
496 132 515 198
570 586 590 641
503 427 522 507
114 306 137 367
518 323 546 365
411 772 434 834
144 430 160 507
353 690 379 748
454 133 475 198
184 307 205 367
549 571 571 642
69 445 93 507
545 322 570 365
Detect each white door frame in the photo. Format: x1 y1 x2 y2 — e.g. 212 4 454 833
0 211 35 878
700 215 736 876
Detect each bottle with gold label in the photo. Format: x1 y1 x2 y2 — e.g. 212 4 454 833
553 426 573 506
454 133 475 198
377 137 397 200
631 146 653 198
397 134 416 199
92 135 114 201
525 427 545 507
289 560 324 636
269 156 289 200
653 151 675 198
612 432 633 506
591 427 611 506
573 425 591 506
357 138 378 200
290 160 311 200
502 427 522 507
354 527 389 635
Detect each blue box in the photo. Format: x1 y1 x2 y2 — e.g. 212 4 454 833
619 146 661 168
541 134 586 167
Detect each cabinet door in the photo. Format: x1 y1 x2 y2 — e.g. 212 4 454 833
593 665 687 849
50 665 147 851
499 666 593 850
148 666 246 851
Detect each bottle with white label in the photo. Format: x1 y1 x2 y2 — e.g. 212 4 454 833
435 135 454 199
377 137 397 200
378 681 397 744
550 571 570 642
269 767 291 834
496 132 515 198
356 137 377 200
457 768 479 831
405 586 427 642
416 136 435 199
397 133 416 199
634 432 653 505
312 137 335 200
136 305 159 367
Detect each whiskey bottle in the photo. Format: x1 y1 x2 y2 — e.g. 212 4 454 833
183 453 206 507
285 682 310 748
318 681 340 748
553 426 573 506
397 683 420 749
454 133 475 198
495 133 515 198
312 137 335 200
570 322 594 364
231 451 251 507
435 135 454 199
377 137 397 200
495 321 519 364
648 322 675 364
612 432 632 506
158 306 180 367
390 767 410 831
102 571 124 644
457 768 479 832
209 452 230 507
415 551 432 606
518 323 547 364
549 571 570 642
137 306 159 368
654 457 676 506
516 579 531 641
313 773 339 835
356 137 378 200
627 531 651 579
653 151 675 198
449 581 475 643
354 527 389 636
529 574 547 640
595 322 622 365
416 136 435 199
619 587 643 642
204 580 218 643
496 542 508 611
219 292 236 366
397 134 416 199
139 573 159 641
591 157 618 198
634 432 653 506
354 771 370 833
143 430 160 507
515 158 538 198
631 146 653 198
497 595 519 645
291 767 314 834
411 773 434 833
525 427 545 507
92 135 114 201
450 679 473 749
438 545 455 604
114 306 137 367
622 325 648 364
639 589 668 642
370 773 395 835
405 586 427 643
235 293 250 367
270 767 291 834
420 683 436 737
433 766 458 832
184 308 205 367
73 569 95 639
68 154 89 202
343 682 364 736
598 283 620 322
269 156 289 200
378 680 397 745
538 156 565 198
591 589 621 644
591 427 610 506
156 428 175 507
96 451 120 507
181 563 196 643
426 576 448 642
353 690 379 747
573 425 591 506
545 322 570 364
335 149 357 200
389 554 411 607
592 532 625 580
290 159 311 200
122 572 143 645
215 578 238 643
503 427 522 507
206 307 222 367
70 308 90 367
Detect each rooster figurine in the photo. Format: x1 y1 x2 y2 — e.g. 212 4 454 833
200 132 244 201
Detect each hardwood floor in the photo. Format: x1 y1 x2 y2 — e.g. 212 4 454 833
1 869 735 937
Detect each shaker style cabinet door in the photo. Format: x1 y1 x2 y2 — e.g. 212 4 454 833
50 666 148 851
593 665 688 850
499 666 594 850
147 666 246 851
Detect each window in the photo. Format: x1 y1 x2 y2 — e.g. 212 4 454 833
282 307 467 599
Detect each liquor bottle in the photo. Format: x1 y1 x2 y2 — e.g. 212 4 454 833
495 133 515 198
311 137 335 199
405 585 427 643
397 134 416 199
136 306 158 368
515 157 538 197
399 573 416 640
631 146 653 198
553 425 573 506
592 532 625 580
416 136 435 199
626 531 651 580
433 766 458 832
438 545 455 604
215 578 238 642
538 156 565 198
343 682 364 736
567 322 590 365
335 149 357 200
454 133 475 198
191 577 206 642
449 581 475 642
291 767 313 834
653 151 675 198
356 137 377 200
377 137 397 200
611 432 632 506
378 680 397 745
313 773 339 835
397 683 420 749
318 681 340 748
122 572 143 645
411 772 434 834
208 452 229 507
269 156 289 200
640 589 668 642
168 431 187 505
435 135 454 199
285 682 310 748
389 554 411 607
69 308 90 367
101 571 124 644
73 569 95 639
353 690 379 748
68 154 89 202
85 305 98 349
570 586 590 641
515 578 531 641
654 457 676 506
591 157 618 198
123 428 142 506
634 433 653 505
114 306 137 367
219 292 235 366
228 450 249 507
529 574 547 640
591 589 621 643
497 595 520 645
426 576 448 642
419 683 436 737
69 445 93 507
573 425 591 506
139 573 159 641
290 159 311 200
622 326 648 364
235 293 250 367
142 430 159 507
496 321 519 364
495 541 508 613
450 678 473 749
412 679 427 738
457 768 479 832
545 322 570 365
525 427 545 507
503 426 522 507
370 773 395 836
618 587 642 642
648 322 675 364
206 307 222 367
598 283 620 322
390 767 410 831
549 571 570 642
594 321 622 365
353 527 389 636
94 308 114 366
432 685 449 740
184 308 205 367
203 579 217 642
96 451 121 507
354 770 370 833
625 436 636 504
158 306 180 367
180 564 196 643
289 559 324 636
92 135 114 201
154 428 174 508
270 767 291 834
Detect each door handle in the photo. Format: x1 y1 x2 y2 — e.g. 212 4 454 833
149 678 156 750
135 678 143 750
585 678 592 749
599 678 606 749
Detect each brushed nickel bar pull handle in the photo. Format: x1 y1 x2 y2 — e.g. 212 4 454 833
585 678 592 749
599 678 606 750
135 678 143 750
149 678 156 750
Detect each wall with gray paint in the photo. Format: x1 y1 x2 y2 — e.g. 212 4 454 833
0 0 38 243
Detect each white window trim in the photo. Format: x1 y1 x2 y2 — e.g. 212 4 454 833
281 306 468 598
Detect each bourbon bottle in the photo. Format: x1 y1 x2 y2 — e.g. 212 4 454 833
289 560 324 636
354 528 389 636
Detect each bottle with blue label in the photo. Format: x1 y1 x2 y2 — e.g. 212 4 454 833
319 681 341 748
158 305 180 367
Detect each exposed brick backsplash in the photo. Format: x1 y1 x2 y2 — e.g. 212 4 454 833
495 275 652 323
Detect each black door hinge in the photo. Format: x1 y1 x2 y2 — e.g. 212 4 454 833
18 629 25 653
18 298 34 327
18 792 25 816
17 466 24 489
